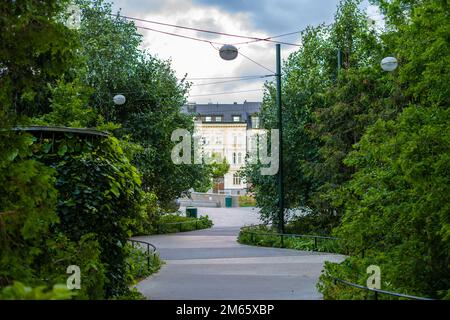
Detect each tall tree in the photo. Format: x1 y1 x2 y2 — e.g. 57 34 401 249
0 0 79 119
76 0 208 209
320 0 450 299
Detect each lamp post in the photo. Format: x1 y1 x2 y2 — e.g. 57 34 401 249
275 44 285 234
219 44 285 233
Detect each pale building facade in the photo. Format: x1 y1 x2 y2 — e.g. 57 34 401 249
182 101 262 195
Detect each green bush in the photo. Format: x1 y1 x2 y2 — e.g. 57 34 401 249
0 131 150 299
37 134 144 298
238 195 256 207
0 282 76 300
237 225 343 254
125 243 162 283
155 214 214 234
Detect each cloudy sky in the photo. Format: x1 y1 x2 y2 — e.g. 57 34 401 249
109 0 381 103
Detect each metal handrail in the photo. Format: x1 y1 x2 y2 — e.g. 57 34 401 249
240 226 433 300
156 219 202 233
239 225 339 251
128 239 158 272
240 225 338 239
331 277 434 300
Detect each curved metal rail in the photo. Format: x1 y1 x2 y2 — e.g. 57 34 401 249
128 238 158 272
330 277 434 300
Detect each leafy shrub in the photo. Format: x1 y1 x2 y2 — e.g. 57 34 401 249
238 195 256 207
125 243 162 283
34 133 144 298
0 282 76 300
237 225 343 254
1 130 149 299
156 214 214 234
285 212 339 236
0 132 58 288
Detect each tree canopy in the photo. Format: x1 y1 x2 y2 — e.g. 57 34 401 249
242 0 449 298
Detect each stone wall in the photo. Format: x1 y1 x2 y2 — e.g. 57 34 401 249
179 192 240 207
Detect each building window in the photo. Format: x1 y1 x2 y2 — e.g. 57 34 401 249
238 152 242 164
233 152 236 164
233 173 241 185
251 115 260 128
205 116 212 122
232 115 241 122
215 116 222 122
187 104 196 113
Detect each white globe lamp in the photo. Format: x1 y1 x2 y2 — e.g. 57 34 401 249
113 94 126 105
381 57 398 72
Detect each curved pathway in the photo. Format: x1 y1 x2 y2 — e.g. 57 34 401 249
134 207 344 300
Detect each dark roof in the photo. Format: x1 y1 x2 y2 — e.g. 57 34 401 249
181 101 261 123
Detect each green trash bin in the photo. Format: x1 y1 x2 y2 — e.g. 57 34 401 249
186 207 197 218
225 195 232 208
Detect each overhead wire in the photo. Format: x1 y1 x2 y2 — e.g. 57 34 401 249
183 75 274 80
115 14 301 47
110 13 296 98
135 24 225 45
191 75 273 87
189 89 264 97
209 42 275 74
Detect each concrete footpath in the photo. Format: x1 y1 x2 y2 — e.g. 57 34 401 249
134 207 344 300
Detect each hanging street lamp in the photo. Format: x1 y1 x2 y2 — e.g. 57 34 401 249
381 56 398 72
219 44 239 61
113 94 126 105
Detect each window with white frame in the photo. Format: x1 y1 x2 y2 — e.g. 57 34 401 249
251 115 260 128
233 173 241 185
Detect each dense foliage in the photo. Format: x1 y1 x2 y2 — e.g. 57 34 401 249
238 225 341 254
76 0 209 210
152 214 214 234
0 0 207 299
242 0 449 299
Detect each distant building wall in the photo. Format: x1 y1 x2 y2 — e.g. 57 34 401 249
183 102 262 194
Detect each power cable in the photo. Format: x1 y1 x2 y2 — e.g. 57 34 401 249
184 75 274 80
135 24 225 45
115 14 301 46
189 89 264 97
209 42 275 74
191 75 272 87
238 51 275 74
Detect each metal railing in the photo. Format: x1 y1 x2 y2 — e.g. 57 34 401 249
331 277 434 300
128 239 158 271
239 226 339 252
156 220 203 233
240 226 434 300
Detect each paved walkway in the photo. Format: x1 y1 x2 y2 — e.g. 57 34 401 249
134 207 344 300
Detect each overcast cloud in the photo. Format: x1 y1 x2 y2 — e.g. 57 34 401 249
109 0 378 103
